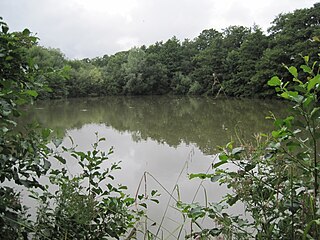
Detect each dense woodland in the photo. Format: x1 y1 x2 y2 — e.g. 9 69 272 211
28 3 320 99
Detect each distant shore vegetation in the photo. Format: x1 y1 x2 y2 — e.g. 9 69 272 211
25 3 320 99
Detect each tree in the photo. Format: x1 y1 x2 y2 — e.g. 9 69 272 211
27 46 69 99
223 26 268 97
0 17 51 238
252 3 320 97
122 47 148 95
102 51 128 95
191 32 224 94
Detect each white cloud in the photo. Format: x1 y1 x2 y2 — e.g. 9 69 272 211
0 0 318 59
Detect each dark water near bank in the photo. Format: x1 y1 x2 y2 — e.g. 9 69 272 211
20 96 287 238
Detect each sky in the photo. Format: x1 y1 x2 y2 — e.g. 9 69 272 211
0 0 318 59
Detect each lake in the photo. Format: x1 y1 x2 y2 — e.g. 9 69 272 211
20 96 287 239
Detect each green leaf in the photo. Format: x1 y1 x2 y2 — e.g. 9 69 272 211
300 65 312 74
307 75 320 91
218 154 229 161
25 90 38 97
280 91 303 102
303 219 320 240
244 163 255 172
54 155 66 164
92 187 102 195
2 25 9 34
303 95 314 108
151 199 159 204
213 160 228 168
42 128 52 139
22 28 31 35
139 203 147 208
20 180 31 188
288 66 298 78
189 173 212 180
43 159 51 171
210 175 223 182
118 185 127 190
226 194 239 206
311 107 320 120
268 76 281 86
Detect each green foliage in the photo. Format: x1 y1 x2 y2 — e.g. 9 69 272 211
22 3 320 98
0 17 52 238
179 56 320 239
0 18 150 239
31 135 142 239
27 46 70 99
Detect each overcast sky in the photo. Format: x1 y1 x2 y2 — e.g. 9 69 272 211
0 0 318 59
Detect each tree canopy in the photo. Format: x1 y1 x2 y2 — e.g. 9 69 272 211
18 3 320 99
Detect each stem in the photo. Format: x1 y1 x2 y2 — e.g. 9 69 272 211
312 124 318 239
290 166 294 240
301 105 319 238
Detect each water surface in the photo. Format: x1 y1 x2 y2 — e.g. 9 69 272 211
21 96 287 238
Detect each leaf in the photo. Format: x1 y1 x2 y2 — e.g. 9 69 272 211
92 187 102 195
54 155 66 164
303 219 320 240
210 175 223 182
43 159 51 171
213 160 228 168
20 180 31 188
280 91 303 102
268 76 281 86
307 75 320 91
300 65 312 74
42 128 52 139
303 95 314 108
226 194 239 206
218 154 229 161
244 163 255 172
310 107 320 120
209 228 222 236
288 66 298 78
232 147 244 155
52 138 63 148
151 199 159 204
22 28 31 35
2 25 9 34
314 36 320 41
189 173 212 180
139 203 147 208
25 90 38 97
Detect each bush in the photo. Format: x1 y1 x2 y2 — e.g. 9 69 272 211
179 52 320 239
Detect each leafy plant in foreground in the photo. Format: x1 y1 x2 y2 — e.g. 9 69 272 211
31 134 143 239
0 18 150 239
0 17 53 239
179 51 320 239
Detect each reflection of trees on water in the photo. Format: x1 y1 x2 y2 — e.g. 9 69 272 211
21 96 288 155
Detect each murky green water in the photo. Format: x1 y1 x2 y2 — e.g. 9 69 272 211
20 96 287 238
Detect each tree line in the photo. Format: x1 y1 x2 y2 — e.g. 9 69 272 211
29 3 320 99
